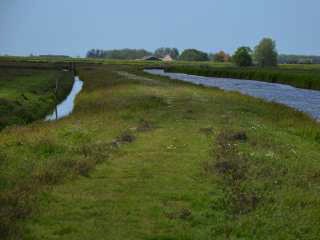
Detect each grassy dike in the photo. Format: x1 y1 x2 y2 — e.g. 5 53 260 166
165 65 320 90
0 63 320 239
0 66 74 130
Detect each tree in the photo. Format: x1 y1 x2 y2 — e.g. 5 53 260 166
154 48 179 59
211 51 231 62
179 49 209 61
86 49 152 59
254 38 278 67
232 47 253 67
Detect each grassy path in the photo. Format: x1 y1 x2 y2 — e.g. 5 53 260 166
1 64 320 239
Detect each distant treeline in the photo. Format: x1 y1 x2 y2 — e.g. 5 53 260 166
86 49 152 60
86 48 320 64
86 48 181 60
278 54 320 64
86 48 207 61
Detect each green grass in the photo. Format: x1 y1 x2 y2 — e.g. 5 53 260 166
165 64 320 90
0 66 74 129
281 64 320 70
0 62 320 239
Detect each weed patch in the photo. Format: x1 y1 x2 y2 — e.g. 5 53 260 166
0 184 36 239
199 127 214 136
211 130 259 215
66 158 96 177
77 142 113 163
116 131 136 144
137 119 154 132
217 130 248 143
165 208 192 220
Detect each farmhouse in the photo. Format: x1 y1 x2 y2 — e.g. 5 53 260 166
162 54 173 62
142 56 161 61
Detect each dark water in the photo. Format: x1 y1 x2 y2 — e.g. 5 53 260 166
45 76 84 121
145 69 320 121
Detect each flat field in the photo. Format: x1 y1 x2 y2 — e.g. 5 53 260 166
0 61 320 239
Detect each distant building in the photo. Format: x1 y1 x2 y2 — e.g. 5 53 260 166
162 54 173 62
141 56 161 61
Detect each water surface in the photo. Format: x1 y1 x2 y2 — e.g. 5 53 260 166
145 69 320 121
45 76 84 121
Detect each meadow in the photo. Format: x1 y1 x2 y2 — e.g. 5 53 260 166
0 60 320 239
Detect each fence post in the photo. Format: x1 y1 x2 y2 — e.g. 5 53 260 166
55 77 59 120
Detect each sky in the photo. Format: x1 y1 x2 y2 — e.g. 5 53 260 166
0 0 319 57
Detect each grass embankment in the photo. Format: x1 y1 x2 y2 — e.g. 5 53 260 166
0 65 74 130
1 63 320 239
165 64 320 90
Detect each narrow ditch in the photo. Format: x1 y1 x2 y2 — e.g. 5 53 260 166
45 76 84 121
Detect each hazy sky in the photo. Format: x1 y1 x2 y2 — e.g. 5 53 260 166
1 0 319 56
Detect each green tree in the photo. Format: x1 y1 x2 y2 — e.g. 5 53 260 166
254 38 278 67
179 49 209 61
232 47 253 67
211 51 230 62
